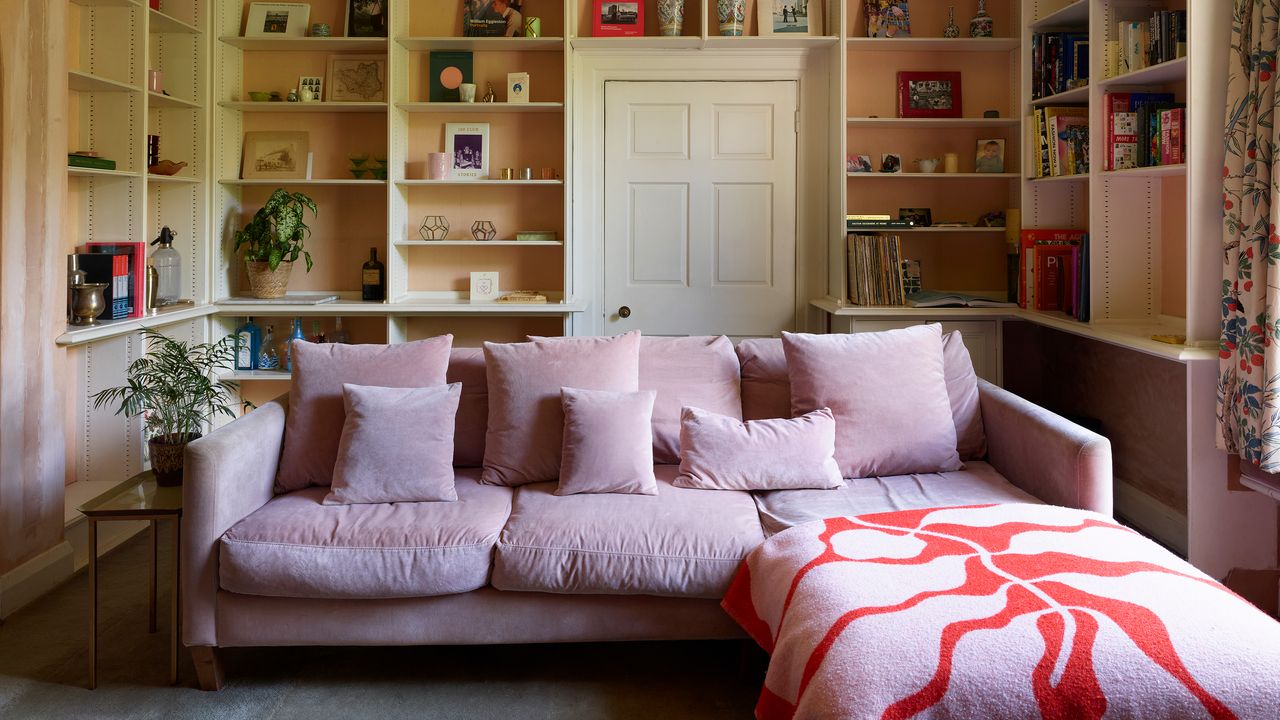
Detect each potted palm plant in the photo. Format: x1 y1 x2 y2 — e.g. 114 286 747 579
92 329 242 486
233 187 317 298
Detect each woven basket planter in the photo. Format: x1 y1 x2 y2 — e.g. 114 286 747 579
245 260 293 299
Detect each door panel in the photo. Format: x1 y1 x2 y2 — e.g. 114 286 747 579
629 183 689 285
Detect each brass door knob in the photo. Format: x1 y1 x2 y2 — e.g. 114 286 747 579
618 306 632 319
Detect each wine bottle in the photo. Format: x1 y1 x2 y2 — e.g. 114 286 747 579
362 247 385 302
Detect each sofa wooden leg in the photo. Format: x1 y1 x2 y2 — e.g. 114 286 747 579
190 646 224 691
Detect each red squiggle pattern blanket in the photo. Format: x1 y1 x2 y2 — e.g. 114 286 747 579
722 504 1280 719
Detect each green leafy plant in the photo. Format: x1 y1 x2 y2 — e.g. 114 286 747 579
91 329 242 441
232 188 317 272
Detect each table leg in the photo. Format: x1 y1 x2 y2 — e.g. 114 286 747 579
149 519 157 633
171 517 181 685
88 518 97 690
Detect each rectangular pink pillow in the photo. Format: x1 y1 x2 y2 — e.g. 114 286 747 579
481 332 641 486
640 335 742 464
782 326 961 478
557 387 657 496
674 406 843 491
276 336 453 492
942 330 987 460
323 383 461 505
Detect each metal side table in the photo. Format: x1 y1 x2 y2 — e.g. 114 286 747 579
78 470 183 689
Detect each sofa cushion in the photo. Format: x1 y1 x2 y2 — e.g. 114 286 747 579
674 406 843 491
751 461 1040 536
493 465 766 598
736 337 791 421
640 335 742 464
481 332 641 486
557 388 658 496
447 348 488 468
943 331 987 460
276 336 454 492
220 469 512 600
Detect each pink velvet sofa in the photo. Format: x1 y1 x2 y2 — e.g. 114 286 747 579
181 337 1112 690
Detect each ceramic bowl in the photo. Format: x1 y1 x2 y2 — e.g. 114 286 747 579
248 91 270 102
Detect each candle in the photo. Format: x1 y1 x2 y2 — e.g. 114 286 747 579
944 153 960 173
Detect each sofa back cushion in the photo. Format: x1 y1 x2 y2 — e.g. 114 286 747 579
942 331 987 460
276 336 453 493
447 348 488 467
736 337 791 421
640 335 742 464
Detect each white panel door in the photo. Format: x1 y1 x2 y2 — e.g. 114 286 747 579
604 81 798 336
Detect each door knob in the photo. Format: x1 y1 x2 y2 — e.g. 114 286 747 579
618 305 632 319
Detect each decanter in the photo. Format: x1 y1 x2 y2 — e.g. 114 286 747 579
943 6 960 38
970 0 993 38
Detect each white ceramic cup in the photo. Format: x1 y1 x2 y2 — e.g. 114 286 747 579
459 83 477 103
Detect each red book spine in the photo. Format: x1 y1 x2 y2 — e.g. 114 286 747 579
1160 109 1173 166
1171 108 1184 164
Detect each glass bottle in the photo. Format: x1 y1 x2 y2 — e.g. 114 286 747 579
259 324 280 370
285 318 305 372
311 319 326 344
362 247 385 301
150 226 182 305
235 316 261 371
329 316 350 344
969 0 993 38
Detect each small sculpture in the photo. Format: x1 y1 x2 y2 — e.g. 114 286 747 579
420 216 449 240
943 6 960 38
471 220 497 241
482 82 496 103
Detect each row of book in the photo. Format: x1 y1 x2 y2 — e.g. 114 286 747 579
77 243 146 320
1018 229 1089 321
1031 32 1089 100
1104 92 1184 170
1113 12 1187 78
1029 106 1088 178
846 233 907 307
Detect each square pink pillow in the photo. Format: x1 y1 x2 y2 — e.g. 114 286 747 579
782 326 961 478
736 337 792 421
481 331 641 486
277 336 453 492
640 335 742 464
674 406 843 491
556 387 657 496
323 383 461 505
942 331 987 460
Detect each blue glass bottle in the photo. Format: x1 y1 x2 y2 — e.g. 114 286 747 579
285 318 305 372
235 316 261 370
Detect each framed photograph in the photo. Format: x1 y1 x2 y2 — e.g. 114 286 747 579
880 153 902 173
847 154 874 173
446 122 490 180
976 138 1006 173
244 2 311 38
345 0 388 38
241 131 309 180
759 0 824 36
897 71 962 119
464 0 524 37
866 1 910 38
899 207 932 227
326 55 386 102
470 272 500 303
593 0 643 37
298 75 323 101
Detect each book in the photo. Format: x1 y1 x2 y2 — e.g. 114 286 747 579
847 214 893 221
1053 115 1089 176
496 290 547 304
846 234 905 306
905 291 1016 309
76 252 129 320
1044 107 1088 176
85 241 146 318
1104 92 1175 169
847 219 914 230
68 154 116 170
463 0 519 36
428 51 473 103
515 231 557 241
1018 229 1087 315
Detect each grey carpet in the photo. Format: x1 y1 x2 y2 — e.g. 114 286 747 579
0 532 762 719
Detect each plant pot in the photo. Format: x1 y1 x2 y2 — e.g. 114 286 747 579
245 260 293 299
148 432 201 486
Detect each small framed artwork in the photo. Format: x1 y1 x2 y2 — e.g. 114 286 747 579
897 71 962 119
867 0 911 38
298 75 323 101
446 122 490 180
880 153 902 173
593 0 643 37
759 0 824 36
345 0 388 38
470 272 500 303
899 208 932 227
847 154 874 173
326 55 386 102
975 138 1006 173
244 2 311 38
241 131 309 180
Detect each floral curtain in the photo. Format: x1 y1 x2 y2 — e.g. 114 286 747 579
1220 1 1280 469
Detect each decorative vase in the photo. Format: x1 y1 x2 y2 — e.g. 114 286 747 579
471 221 497 241
428 152 450 180
943 6 960 38
717 0 745 36
149 432 200 486
969 0 993 38
658 0 685 37
245 260 293 299
420 216 449 240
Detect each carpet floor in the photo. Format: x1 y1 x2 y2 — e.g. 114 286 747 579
0 532 762 719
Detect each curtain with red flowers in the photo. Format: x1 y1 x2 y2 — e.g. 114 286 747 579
1219 1 1280 469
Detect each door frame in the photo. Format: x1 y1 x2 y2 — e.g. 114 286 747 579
571 49 834 337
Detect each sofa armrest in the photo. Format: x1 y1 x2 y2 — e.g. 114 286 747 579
182 395 287 647
978 380 1113 515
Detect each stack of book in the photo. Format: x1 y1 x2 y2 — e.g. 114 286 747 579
846 214 914 231
77 248 139 321
68 151 116 171
1018 229 1089 320
1031 31 1089 100
1104 92 1184 170
1029 106 1089 178
1111 11 1187 77
846 233 906 307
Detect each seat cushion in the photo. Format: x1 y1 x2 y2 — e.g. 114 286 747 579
752 461 1040 536
640 335 742 464
220 469 513 600
493 465 766 598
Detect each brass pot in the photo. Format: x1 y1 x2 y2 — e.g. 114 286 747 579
245 260 293 299
70 282 109 325
148 432 200 486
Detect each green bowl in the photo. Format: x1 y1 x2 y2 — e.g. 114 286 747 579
369 168 387 180
248 91 270 102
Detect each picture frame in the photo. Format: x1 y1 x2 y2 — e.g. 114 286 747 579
880 153 902 174
344 0 388 38
326 55 386 102
899 207 932 227
241 131 310 180
847 154 874 173
866 0 910 38
593 0 643 37
897 71 962 119
975 138 1006 173
464 0 525 37
298 75 323 101
446 122 490 180
244 2 311 38
470 271 500 303
759 0 824 36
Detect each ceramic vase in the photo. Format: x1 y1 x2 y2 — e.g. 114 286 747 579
420 216 449 240
970 0 993 38
428 152 450 180
718 0 744 36
943 6 960 38
658 0 685 37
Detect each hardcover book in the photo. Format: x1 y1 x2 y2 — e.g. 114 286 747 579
428 51 473 103
85 242 146 318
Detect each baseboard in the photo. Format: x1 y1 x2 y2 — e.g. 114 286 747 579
1115 477 1189 557
0 541 73 619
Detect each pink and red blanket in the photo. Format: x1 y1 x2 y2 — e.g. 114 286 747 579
722 504 1280 719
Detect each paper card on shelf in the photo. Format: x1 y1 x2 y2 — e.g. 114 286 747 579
507 72 530 103
470 272 500 303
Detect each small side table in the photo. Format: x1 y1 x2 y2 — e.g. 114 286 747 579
78 470 183 689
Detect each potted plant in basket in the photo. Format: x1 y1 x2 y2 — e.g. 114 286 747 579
91 329 242 486
233 187 317 299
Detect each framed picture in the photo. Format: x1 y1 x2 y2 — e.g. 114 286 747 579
880 153 902 173
464 0 524 37
345 0 388 38
976 138 1006 173
759 0 824 36
326 55 386 102
244 2 311 38
899 207 932 227
298 75 323 101
593 0 643 37
241 131 309 179
470 271 500 303
847 154 874 173
866 1 910 38
897 71 962 118
446 122 490 180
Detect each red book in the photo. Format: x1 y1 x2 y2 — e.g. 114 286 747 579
85 241 146 317
1170 108 1184 164
1021 229 1087 311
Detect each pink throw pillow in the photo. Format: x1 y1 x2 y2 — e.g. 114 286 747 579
481 332 642 486
323 383 461 505
640 335 742 464
942 331 987 460
674 406 843 491
276 336 453 492
556 387 658 496
782 326 961 478
736 338 791 421
447 348 488 467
